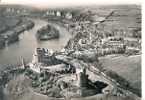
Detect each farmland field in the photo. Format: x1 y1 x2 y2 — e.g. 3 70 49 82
99 55 141 92
0 4 141 100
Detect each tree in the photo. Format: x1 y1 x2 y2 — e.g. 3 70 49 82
132 28 141 38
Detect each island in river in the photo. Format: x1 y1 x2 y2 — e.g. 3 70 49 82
0 4 141 100
36 24 60 40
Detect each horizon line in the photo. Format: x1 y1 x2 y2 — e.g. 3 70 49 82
0 0 141 8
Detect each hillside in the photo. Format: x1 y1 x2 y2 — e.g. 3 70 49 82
99 55 141 93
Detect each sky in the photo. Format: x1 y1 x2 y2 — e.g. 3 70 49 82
0 0 142 8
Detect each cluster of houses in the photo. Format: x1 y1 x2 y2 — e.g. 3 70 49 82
65 11 141 56
1 7 31 17
66 21 141 56
43 10 73 20
61 8 141 56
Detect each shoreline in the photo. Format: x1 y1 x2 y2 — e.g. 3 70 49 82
0 5 141 100
0 19 34 49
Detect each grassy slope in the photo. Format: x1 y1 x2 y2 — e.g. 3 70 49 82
96 5 141 36
99 55 141 91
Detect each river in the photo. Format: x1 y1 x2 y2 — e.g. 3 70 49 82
0 18 71 66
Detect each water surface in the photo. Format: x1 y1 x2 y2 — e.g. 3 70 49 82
0 19 71 65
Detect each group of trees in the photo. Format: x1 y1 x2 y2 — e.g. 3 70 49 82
132 28 141 38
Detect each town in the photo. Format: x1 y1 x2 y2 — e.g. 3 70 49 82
0 4 141 100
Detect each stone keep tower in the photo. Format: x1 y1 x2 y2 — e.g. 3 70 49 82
32 48 49 63
77 68 88 87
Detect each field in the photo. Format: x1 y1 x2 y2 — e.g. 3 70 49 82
99 55 141 92
95 5 141 37
0 4 141 100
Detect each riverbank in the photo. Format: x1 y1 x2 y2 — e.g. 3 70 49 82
0 18 72 65
0 19 34 48
0 5 141 100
